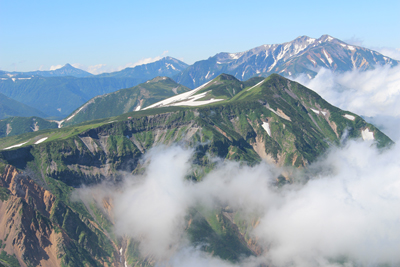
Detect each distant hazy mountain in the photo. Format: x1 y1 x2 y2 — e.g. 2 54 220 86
97 56 188 78
0 76 144 118
0 58 189 118
173 35 400 88
0 92 48 119
1 63 93 78
62 76 190 127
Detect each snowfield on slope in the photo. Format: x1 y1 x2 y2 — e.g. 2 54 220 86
35 137 48 144
143 80 223 109
3 141 29 150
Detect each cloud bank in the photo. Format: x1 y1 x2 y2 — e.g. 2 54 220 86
293 65 400 140
76 139 400 267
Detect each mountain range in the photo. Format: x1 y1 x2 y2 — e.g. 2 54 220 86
0 34 396 266
0 35 398 118
0 73 392 266
173 34 399 88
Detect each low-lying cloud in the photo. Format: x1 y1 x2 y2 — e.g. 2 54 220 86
76 139 400 267
293 65 400 141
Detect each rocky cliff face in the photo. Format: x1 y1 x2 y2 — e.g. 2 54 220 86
0 164 123 267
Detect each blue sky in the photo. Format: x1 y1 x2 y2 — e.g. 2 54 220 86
1 0 399 73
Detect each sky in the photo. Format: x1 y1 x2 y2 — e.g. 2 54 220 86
1 0 399 73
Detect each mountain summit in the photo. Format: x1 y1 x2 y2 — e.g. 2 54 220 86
173 34 400 88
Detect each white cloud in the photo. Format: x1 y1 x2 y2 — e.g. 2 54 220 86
49 64 63 70
292 66 400 141
343 36 364 46
293 66 400 136
87 64 108 74
75 138 400 267
374 47 400 61
118 51 169 70
70 63 111 74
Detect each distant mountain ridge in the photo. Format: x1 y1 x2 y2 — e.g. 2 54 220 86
173 34 400 88
97 56 188 78
0 57 188 79
61 76 190 127
0 35 398 118
0 63 93 78
0 92 48 119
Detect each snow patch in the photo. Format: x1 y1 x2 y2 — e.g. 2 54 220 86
307 38 316 44
307 74 312 79
361 128 374 141
4 141 29 150
35 137 48 144
166 63 176 70
229 53 240 59
12 78 16 82
323 50 333 65
288 71 292 76
66 99 94 122
135 105 141 111
262 122 271 137
344 114 355 121
309 57 317 65
247 79 266 91
310 108 320 114
143 80 215 110
348 45 355 51
321 111 327 116
55 120 64 128
292 43 308 55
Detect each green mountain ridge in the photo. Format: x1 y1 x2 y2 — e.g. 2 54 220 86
0 74 392 266
0 116 58 138
61 76 190 127
0 93 48 119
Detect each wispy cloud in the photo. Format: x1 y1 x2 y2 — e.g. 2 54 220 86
374 47 400 60
292 65 400 140
71 63 109 75
343 35 364 46
118 50 169 71
49 64 63 70
75 140 400 267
